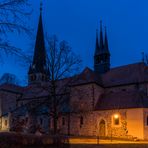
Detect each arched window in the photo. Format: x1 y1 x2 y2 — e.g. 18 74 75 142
30 75 36 81
99 119 106 137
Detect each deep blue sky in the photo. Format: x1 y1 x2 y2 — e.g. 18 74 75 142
1 0 148 84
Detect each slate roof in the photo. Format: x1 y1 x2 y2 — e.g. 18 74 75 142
22 84 49 100
95 90 148 110
0 83 24 94
1 62 148 112
71 67 102 86
70 62 148 87
102 62 148 87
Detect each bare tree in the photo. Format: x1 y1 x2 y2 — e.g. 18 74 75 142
11 35 81 135
0 73 20 84
0 0 31 60
46 35 81 135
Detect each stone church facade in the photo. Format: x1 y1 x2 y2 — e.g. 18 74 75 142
1 7 148 140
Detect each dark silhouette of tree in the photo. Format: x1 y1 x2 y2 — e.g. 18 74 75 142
11 35 81 137
46 35 81 135
0 0 31 60
0 73 19 84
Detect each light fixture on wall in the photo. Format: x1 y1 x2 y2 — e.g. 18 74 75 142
114 114 119 119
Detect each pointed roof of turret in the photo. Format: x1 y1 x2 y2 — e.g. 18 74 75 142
104 27 110 54
95 29 100 55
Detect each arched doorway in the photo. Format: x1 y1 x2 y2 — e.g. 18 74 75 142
99 119 106 137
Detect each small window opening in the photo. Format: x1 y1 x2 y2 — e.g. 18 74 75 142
146 116 148 126
40 118 43 125
4 120 7 126
122 89 126 91
62 117 65 126
80 116 84 128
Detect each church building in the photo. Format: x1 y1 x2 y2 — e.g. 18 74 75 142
1 5 148 140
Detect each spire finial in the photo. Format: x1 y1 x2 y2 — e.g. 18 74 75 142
40 0 43 12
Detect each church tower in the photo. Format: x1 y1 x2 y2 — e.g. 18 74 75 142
28 3 50 84
94 21 110 74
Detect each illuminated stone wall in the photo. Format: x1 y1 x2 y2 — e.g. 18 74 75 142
143 108 148 139
0 90 18 131
59 109 146 139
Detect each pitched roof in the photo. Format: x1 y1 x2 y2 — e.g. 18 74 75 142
22 83 49 99
71 67 102 86
102 62 148 87
0 83 24 94
95 90 148 110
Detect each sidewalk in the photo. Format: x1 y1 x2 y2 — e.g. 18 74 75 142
68 137 148 144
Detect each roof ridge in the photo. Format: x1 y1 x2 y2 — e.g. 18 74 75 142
110 62 145 71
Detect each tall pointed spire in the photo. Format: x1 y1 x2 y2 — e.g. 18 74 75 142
100 20 103 49
32 2 46 70
104 26 109 53
95 29 100 55
28 1 49 84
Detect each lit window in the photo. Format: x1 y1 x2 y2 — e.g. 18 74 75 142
4 120 7 126
112 114 120 126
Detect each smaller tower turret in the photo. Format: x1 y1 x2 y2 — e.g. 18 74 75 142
94 21 110 74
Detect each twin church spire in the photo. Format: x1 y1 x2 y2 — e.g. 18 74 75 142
94 21 110 74
28 2 110 84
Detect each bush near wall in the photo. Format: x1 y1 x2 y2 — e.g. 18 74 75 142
0 132 69 148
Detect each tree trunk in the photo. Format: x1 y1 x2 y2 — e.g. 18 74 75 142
53 101 57 135
68 112 70 136
52 80 58 135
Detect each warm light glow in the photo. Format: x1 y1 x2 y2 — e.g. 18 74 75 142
114 114 119 119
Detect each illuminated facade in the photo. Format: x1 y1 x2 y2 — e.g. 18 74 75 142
1 8 148 140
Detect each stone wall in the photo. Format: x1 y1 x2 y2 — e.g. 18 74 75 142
70 83 104 112
0 91 17 115
59 110 129 138
144 108 148 139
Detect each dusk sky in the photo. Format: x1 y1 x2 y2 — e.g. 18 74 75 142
1 0 148 85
